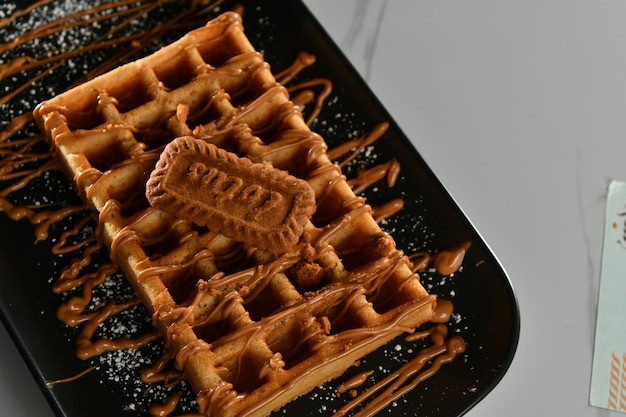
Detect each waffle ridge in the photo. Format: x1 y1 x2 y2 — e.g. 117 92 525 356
34 11 436 417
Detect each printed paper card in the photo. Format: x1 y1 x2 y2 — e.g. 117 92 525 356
590 180 626 412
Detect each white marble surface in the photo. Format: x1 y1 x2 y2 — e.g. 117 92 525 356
2 0 626 416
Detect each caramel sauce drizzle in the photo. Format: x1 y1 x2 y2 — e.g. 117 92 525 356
327 122 389 166
0 0 227 388
0 0 52 29
337 370 375 395
347 159 400 195
51 214 97 255
149 390 184 417
275 51 332 126
141 347 183 386
334 325 466 417
409 241 472 276
0 1 470 415
1 0 227 103
46 366 96 388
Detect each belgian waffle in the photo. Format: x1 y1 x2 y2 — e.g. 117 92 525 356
34 11 436 417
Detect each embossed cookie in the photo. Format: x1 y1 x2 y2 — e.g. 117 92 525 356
146 136 316 254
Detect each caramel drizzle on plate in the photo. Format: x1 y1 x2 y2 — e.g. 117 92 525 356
0 1 468 416
334 321 466 417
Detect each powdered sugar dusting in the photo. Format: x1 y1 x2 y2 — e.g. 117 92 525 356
1 1 470 416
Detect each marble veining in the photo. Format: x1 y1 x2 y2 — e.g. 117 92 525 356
337 0 389 82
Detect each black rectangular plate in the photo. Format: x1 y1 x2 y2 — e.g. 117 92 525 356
0 1 519 416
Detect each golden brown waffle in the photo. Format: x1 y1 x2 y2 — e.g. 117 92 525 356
34 11 436 417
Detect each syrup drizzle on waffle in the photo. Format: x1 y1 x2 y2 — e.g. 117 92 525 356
0 1 468 416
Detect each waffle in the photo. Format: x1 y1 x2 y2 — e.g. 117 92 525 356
34 11 436 417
